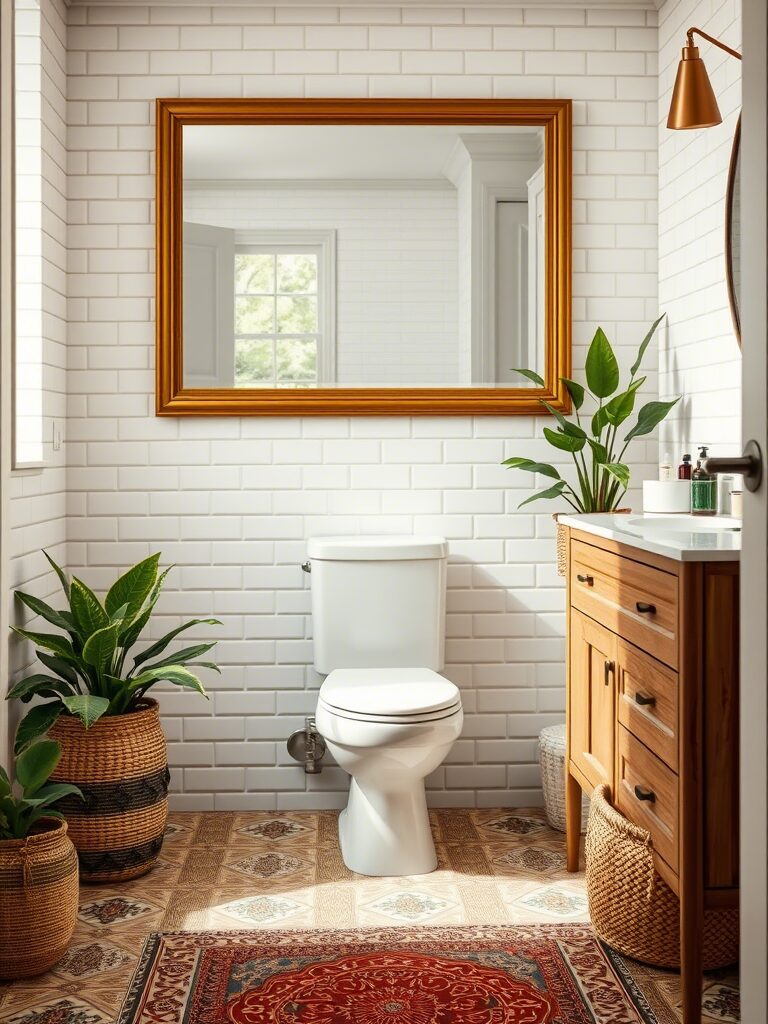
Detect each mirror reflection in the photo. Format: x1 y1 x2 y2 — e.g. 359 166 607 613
182 124 545 389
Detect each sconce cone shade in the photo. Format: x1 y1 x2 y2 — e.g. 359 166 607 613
667 45 723 129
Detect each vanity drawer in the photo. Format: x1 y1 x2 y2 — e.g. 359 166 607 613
570 539 679 669
616 725 678 875
617 638 678 771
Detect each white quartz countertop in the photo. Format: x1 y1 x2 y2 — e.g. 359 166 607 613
559 513 741 562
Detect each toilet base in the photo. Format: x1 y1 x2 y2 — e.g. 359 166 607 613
338 778 437 876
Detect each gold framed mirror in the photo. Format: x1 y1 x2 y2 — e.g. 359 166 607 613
156 98 571 416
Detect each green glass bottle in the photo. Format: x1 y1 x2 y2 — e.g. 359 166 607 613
691 446 717 516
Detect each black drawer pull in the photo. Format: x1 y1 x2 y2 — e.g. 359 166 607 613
634 785 656 803
576 573 594 585
635 601 656 614
634 692 656 707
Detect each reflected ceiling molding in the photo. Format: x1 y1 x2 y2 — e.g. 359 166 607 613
183 178 452 191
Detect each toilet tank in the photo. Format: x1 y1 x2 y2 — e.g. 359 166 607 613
307 536 448 674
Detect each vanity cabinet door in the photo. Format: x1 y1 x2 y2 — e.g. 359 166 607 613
569 610 618 793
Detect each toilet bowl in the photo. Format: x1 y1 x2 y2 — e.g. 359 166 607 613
315 668 463 876
305 535 462 877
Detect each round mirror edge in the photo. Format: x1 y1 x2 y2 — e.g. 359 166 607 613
725 112 741 348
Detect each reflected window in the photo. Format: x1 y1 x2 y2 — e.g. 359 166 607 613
235 248 321 388
182 224 335 388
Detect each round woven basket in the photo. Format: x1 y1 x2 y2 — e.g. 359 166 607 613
0 818 79 978
538 724 589 832
49 698 169 883
586 785 738 969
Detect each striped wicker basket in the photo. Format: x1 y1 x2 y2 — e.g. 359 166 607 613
586 785 738 970
538 724 589 832
0 818 79 978
49 698 169 883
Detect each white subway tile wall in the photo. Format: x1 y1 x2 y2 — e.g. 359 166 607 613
13 2 664 810
658 0 741 456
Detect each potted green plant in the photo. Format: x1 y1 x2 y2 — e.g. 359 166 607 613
7 552 220 882
0 739 82 978
503 317 680 513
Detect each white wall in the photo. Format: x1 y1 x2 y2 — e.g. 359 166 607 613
64 1 660 810
658 0 742 458
184 183 460 385
7 0 68 730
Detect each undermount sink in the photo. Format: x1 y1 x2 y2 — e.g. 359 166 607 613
624 515 742 534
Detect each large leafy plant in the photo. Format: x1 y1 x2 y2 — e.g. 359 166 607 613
8 553 220 754
505 317 679 512
0 739 82 840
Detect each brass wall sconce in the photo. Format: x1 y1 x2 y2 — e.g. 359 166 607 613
667 27 742 130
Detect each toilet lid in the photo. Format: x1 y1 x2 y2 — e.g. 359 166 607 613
320 668 460 717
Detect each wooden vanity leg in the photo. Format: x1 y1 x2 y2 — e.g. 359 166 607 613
680 881 703 1023
565 769 582 871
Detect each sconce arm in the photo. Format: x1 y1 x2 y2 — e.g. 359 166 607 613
686 27 742 61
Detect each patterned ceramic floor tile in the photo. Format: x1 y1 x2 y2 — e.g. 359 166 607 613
512 883 590 920
51 942 135 981
2 997 113 1024
233 815 317 843
490 844 567 876
77 895 162 929
361 890 458 924
162 821 193 844
213 893 310 927
477 813 548 839
701 982 740 1022
224 849 311 882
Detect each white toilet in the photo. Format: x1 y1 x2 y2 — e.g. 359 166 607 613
308 535 463 876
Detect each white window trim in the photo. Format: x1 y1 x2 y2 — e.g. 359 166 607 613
0 0 15 753
235 229 337 385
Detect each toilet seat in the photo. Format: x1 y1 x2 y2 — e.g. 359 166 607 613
319 667 461 724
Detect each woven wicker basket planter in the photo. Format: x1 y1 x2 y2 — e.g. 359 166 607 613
0 818 79 979
49 698 169 883
586 785 738 970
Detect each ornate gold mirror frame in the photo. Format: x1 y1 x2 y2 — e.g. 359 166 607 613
156 98 571 416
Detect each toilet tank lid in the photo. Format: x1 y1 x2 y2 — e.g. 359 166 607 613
307 535 448 561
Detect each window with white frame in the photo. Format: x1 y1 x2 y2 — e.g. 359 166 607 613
14 0 44 465
233 232 335 388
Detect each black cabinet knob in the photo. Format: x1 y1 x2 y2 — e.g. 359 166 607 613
576 573 594 585
635 601 656 614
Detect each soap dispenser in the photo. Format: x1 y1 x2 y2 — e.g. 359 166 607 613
691 446 717 516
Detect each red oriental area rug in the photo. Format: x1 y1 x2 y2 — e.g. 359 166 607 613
117 925 661 1024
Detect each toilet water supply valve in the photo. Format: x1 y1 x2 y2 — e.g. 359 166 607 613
287 716 326 774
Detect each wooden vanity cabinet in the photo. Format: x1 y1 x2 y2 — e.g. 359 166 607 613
564 526 739 1024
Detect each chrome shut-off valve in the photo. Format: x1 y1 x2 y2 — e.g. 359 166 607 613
287 716 326 774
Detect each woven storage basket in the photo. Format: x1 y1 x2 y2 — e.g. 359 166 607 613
538 724 589 832
586 785 738 969
49 698 169 883
0 818 78 978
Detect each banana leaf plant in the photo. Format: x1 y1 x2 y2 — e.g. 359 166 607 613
0 739 83 840
7 552 220 754
504 316 680 512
